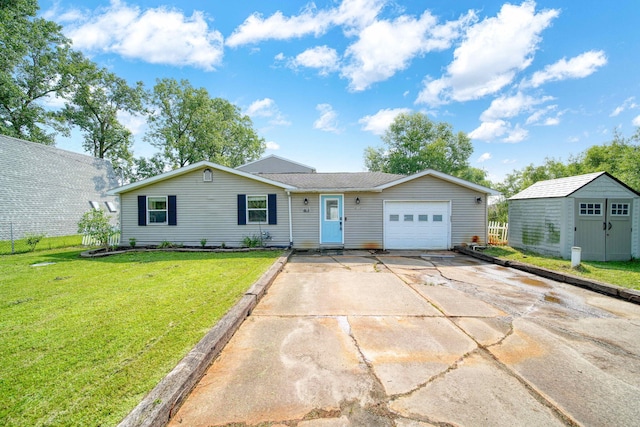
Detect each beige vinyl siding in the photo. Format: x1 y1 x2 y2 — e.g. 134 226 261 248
508 198 563 257
120 167 290 247
379 176 487 247
290 194 320 249
343 192 383 249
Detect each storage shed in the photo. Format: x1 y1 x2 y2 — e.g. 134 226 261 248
508 172 640 261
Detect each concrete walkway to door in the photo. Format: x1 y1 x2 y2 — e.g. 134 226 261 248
168 251 640 427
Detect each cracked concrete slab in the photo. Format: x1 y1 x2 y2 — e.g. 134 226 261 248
489 318 640 426
389 352 567 426
349 316 477 396
253 271 442 316
167 251 640 427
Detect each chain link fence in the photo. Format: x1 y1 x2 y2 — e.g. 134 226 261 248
0 222 86 254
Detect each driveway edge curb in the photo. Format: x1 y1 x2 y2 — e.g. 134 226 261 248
117 250 292 427
454 246 640 305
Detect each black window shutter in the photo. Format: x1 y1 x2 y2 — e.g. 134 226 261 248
268 194 277 225
138 196 147 226
168 195 177 226
237 194 246 225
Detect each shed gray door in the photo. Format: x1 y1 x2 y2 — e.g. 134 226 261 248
605 199 632 261
575 198 632 261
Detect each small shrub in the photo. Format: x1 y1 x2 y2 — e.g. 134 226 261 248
77 209 115 251
129 237 137 248
24 233 46 251
221 242 226 249
157 240 173 249
200 238 207 248
242 235 262 248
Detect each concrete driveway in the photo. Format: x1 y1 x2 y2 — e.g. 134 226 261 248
168 251 640 427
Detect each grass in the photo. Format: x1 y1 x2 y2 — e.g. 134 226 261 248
483 246 640 290
0 235 83 255
0 248 282 426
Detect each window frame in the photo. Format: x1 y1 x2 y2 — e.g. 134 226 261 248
147 196 168 225
610 203 630 216
247 195 268 224
579 202 603 216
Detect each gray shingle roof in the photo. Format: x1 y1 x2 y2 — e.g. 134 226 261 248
258 172 405 189
0 134 119 238
509 172 606 200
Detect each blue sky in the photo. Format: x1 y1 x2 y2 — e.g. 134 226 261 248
41 0 640 182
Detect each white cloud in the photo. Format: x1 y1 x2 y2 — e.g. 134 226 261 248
417 1 559 105
477 152 492 163
342 11 475 91
290 46 340 75
468 120 509 140
502 159 517 164
226 0 385 47
274 52 286 61
503 125 528 142
245 98 290 126
265 141 280 150
468 120 527 143
526 50 607 88
610 97 637 117
117 111 147 135
358 108 412 135
480 92 553 121
544 117 560 126
58 0 223 70
313 104 341 133
632 115 640 127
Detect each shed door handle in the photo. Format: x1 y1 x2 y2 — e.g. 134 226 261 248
608 222 612 230
603 222 606 230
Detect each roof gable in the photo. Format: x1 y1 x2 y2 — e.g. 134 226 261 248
377 169 499 195
108 161 295 194
236 155 316 174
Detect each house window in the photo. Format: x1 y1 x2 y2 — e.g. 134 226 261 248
579 203 602 216
325 199 339 221
203 169 213 182
148 197 167 224
105 201 117 213
418 214 428 222
389 214 399 221
404 214 414 222
247 195 267 223
89 201 100 210
610 203 629 216
433 214 443 222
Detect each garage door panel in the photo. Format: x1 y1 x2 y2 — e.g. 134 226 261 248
384 201 450 249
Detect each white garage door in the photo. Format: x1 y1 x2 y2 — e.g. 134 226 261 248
384 201 450 249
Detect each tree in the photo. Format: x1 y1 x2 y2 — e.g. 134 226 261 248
0 2 80 144
61 62 145 169
127 154 167 183
364 112 485 183
146 78 265 169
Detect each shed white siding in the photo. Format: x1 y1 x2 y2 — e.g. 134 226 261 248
119 167 290 247
508 198 564 257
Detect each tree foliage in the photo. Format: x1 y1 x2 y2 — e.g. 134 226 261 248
364 112 488 185
146 78 265 169
0 1 79 144
77 209 116 250
61 62 145 170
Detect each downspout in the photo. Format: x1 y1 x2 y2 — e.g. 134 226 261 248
287 191 293 248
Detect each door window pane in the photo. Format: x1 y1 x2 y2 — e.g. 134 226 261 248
389 214 399 221
418 215 428 222
325 199 339 220
433 214 443 222
404 214 414 222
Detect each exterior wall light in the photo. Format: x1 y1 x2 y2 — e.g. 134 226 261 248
304 197 309 205
355 197 360 204
476 197 482 204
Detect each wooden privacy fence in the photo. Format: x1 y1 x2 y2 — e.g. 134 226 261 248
488 221 508 245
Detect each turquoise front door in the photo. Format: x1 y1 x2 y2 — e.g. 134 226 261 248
321 195 343 244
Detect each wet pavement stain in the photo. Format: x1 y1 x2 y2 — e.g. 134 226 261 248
516 277 552 288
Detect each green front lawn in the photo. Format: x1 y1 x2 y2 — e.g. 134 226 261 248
0 248 282 426
483 246 640 290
